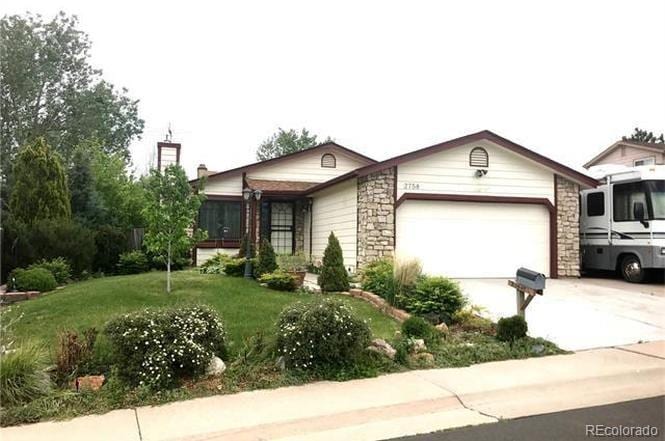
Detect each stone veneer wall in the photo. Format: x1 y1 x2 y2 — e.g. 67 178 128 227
357 168 396 269
294 199 306 254
556 176 580 277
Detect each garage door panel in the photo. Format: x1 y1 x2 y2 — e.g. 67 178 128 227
396 201 549 278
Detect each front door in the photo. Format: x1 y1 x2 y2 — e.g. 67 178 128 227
261 201 295 254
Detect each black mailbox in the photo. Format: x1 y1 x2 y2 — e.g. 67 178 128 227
515 267 546 292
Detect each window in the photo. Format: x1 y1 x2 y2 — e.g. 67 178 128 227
469 147 489 167
321 153 336 168
634 157 656 166
198 200 242 240
587 192 605 216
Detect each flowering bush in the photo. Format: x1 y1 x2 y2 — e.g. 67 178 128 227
276 299 371 370
105 306 226 389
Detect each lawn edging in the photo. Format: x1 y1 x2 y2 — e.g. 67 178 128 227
342 288 411 322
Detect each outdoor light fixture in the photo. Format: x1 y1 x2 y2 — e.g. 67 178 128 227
242 188 262 278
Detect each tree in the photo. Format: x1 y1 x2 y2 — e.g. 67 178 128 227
0 12 144 183
69 145 105 226
142 165 206 293
317 232 349 292
256 128 331 161
623 128 664 144
9 138 71 225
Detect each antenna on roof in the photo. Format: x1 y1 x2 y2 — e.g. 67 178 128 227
165 122 173 142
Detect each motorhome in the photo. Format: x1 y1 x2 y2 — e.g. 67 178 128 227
580 165 665 282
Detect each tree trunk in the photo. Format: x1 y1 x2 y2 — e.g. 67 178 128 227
167 242 171 293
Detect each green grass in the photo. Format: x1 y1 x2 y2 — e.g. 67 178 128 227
5 270 399 354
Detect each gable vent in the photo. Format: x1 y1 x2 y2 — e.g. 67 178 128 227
321 153 336 168
469 147 489 168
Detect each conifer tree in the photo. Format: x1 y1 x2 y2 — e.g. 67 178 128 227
254 238 277 277
318 232 349 292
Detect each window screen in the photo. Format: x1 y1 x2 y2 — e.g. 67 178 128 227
587 192 604 216
613 182 647 222
199 200 241 239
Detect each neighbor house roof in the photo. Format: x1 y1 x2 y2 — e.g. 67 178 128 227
306 130 598 195
584 140 665 168
189 141 377 184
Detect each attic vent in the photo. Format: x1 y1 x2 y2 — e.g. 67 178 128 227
469 147 489 168
321 153 336 168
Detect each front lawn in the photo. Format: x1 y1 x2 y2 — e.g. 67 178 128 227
0 270 563 427
6 270 399 352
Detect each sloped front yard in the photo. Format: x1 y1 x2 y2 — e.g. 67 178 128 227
0 271 562 427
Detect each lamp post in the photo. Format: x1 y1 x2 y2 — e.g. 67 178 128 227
242 188 262 278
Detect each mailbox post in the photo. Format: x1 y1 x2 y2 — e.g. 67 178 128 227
508 267 546 318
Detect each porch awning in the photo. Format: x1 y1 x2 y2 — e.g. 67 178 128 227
245 178 319 194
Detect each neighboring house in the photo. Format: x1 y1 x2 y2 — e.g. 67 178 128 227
584 140 665 169
178 131 597 279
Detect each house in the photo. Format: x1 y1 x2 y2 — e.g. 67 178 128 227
584 140 665 169
179 131 597 279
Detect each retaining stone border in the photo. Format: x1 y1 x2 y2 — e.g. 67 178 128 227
1 291 41 305
342 288 411 322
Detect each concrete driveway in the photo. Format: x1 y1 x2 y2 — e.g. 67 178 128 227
456 278 665 351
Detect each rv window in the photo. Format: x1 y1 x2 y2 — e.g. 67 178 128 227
613 182 647 222
587 192 604 216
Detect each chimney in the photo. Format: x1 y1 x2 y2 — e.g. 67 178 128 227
197 164 208 178
157 141 181 171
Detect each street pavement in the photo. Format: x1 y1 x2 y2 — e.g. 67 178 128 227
388 396 665 441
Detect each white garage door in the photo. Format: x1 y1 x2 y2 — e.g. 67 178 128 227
396 200 550 278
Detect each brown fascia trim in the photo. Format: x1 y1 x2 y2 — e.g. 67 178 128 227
188 142 376 184
357 130 598 189
396 192 558 278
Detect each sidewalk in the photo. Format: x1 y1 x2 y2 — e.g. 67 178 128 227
2 341 664 441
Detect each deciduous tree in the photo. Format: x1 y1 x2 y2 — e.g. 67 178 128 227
142 165 206 293
256 128 331 161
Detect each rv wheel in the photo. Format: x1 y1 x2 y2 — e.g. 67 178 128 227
620 255 645 283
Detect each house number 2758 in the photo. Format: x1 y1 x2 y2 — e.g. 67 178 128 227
403 182 420 190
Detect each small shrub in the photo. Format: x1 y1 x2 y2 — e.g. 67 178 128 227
398 276 465 324
496 315 528 343
199 252 232 274
116 250 150 275
317 232 349 292
8 268 57 292
28 257 71 285
360 258 395 301
223 257 247 277
105 305 226 389
258 270 298 291
254 239 277 278
401 316 435 340
54 328 98 384
238 234 255 258
0 341 52 405
276 299 371 370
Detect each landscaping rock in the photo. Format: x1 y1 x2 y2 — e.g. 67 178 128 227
412 338 427 353
435 322 449 335
75 375 105 392
367 338 397 359
205 356 227 376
